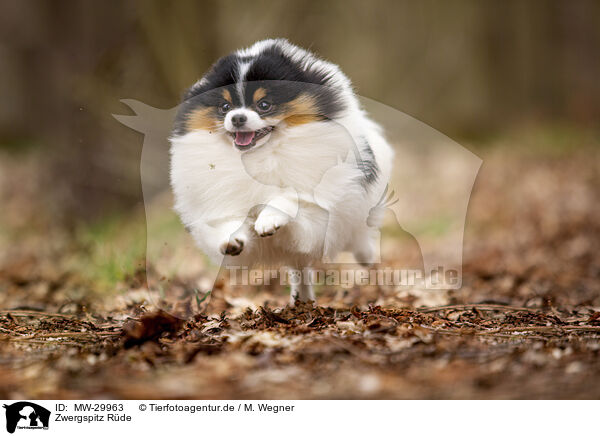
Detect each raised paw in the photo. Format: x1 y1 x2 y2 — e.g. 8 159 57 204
220 237 244 256
254 211 289 237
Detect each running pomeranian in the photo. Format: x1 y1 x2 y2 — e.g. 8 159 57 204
170 39 393 303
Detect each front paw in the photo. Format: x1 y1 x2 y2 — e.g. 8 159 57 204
220 237 244 256
254 210 289 237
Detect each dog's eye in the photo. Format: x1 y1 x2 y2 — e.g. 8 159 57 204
256 100 272 112
218 102 231 114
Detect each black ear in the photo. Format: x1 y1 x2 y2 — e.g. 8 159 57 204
2 405 6 408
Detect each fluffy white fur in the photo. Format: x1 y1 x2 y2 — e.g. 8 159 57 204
170 39 394 303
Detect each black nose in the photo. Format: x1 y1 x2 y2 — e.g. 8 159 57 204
231 114 247 127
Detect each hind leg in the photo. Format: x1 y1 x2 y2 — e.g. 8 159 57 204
288 267 315 304
352 227 379 266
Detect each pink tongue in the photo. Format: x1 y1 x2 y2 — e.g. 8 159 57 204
235 131 255 146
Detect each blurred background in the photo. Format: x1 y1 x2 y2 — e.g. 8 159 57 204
1 0 598 227
1 0 600 400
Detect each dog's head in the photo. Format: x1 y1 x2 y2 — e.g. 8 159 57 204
173 39 354 151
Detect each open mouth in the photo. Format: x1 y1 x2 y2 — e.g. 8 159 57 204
230 127 273 150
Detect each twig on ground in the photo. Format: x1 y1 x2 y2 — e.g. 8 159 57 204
0 310 78 320
417 304 542 314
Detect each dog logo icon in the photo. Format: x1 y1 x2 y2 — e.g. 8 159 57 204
2 402 50 433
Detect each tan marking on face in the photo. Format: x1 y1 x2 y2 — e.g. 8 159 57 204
272 95 324 126
186 107 219 131
253 87 267 103
222 89 232 103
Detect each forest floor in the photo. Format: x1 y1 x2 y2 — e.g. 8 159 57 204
1 140 599 399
